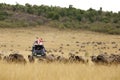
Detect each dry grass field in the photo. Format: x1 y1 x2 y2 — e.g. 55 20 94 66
0 26 120 80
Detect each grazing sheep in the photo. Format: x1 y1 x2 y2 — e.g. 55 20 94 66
66 44 70 46
69 53 85 63
28 55 35 63
109 54 120 64
91 53 120 64
37 54 56 63
111 42 116 44
76 41 79 43
91 55 98 63
56 56 68 63
3 56 9 62
3 53 26 64
96 53 110 63
37 53 69 63
96 42 102 45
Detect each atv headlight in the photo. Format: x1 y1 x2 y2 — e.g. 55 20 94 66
34 53 36 55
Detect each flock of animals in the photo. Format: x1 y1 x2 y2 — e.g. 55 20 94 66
0 52 120 65
0 41 120 65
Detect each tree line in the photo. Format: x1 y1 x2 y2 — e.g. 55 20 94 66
0 3 120 34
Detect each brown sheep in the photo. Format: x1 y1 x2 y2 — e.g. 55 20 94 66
91 55 98 63
92 53 110 64
109 54 120 64
56 56 68 63
69 53 85 63
28 55 35 63
96 53 110 63
37 54 56 63
4 53 26 64
91 53 120 64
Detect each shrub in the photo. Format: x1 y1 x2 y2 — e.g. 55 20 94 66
0 11 9 20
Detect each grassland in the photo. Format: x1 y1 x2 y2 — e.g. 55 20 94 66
0 62 120 80
0 26 120 80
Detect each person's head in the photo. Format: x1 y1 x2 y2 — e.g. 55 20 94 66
40 38 43 40
38 38 42 41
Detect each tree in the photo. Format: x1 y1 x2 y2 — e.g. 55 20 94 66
47 12 60 20
69 5 73 9
25 3 33 14
98 7 102 15
0 11 9 20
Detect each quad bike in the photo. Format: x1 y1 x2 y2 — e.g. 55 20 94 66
32 45 46 57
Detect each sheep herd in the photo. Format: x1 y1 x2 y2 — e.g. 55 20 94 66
0 52 120 65
0 41 120 65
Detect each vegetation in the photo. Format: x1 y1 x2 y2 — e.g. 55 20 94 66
0 3 120 34
0 62 120 80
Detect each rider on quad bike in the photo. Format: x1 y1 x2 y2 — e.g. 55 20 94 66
32 37 46 57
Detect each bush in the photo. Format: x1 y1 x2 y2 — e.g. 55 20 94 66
47 12 60 20
108 29 120 34
0 11 9 20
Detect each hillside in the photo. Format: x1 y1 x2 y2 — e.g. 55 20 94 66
0 3 120 34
